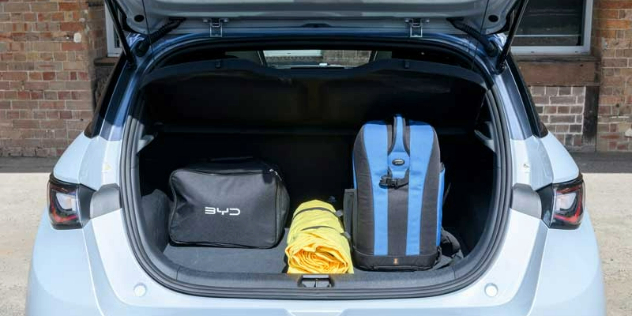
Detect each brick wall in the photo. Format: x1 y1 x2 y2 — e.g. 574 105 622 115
531 86 588 150
592 0 632 151
3 1 631 155
0 0 106 157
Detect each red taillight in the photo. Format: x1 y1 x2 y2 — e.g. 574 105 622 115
540 175 585 229
48 177 83 229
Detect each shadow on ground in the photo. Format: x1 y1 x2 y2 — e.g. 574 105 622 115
573 153 632 174
0 158 57 173
0 154 629 174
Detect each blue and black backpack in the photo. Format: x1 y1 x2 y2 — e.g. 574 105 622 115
350 115 445 270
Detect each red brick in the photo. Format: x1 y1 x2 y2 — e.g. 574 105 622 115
550 115 576 123
51 12 64 22
48 82 67 91
65 100 92 110
20 129 46 139
73 110 92 120
42 72 55 80
61 42 85 51
11 101 38 110
59 111 72 119
33 111 46 120
65 81 91 90
60 22 84 32
557 106 571 114
32 42 60 52
28 72 42 81
600 134 622 140
39 101 65 110
59 3 82 11
550 96 577 104
58 91 71 100
4 3 30 13
19 110 34 119
63 61 85 70
2 71 27 81
53 52 67 62
39 53 54 62
24 81 49 90
40 120 65 129
77 72 90 81
30 91 43 100
602 58 629 68
599 20 632 30
6 111 20 119
597 9 620 19
43 92 58 100
17 91 30 100
71 91 91 101
46 111 60 119
31 3 59 12
67 120 89 130
13 119 40 129
23 13 37 22
570 106 584 114
4 91 18 99
600 1 632 9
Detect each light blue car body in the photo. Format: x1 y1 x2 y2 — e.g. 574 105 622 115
26 28 605 316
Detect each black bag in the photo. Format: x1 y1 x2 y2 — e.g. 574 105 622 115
168 159 290 248
351 115 445 270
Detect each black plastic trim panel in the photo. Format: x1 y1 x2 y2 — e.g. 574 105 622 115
84 57 126 138
507 55 548 138
140 58 487 90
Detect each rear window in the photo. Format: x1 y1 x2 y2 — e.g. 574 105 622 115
262 50 371 69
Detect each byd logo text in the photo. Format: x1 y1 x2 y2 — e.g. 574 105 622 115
204 207 241 216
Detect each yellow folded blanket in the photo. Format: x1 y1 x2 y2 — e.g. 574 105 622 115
285 200 354 274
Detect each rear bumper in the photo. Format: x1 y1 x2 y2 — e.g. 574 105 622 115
25 210 101 316
26 210 605 316
529 213 606 315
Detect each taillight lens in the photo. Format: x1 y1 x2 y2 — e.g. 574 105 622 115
539 175 585 229
48 176 88 229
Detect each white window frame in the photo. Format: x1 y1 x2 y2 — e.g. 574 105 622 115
105 8 123 57
511 0 593 55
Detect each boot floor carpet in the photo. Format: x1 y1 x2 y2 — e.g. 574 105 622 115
163 229 289 274
164 228 463 274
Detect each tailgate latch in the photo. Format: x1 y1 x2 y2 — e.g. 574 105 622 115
406 18 424 38
299 275 333 288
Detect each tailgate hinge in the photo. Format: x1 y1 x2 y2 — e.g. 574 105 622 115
406 18 424 38
205 18 228 37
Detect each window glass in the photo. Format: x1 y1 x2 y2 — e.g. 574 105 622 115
263 50 371 69
514 0 585 47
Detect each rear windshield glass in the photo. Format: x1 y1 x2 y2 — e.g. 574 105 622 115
262 50 371 69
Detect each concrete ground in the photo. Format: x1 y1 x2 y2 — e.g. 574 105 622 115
0 154 630 315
